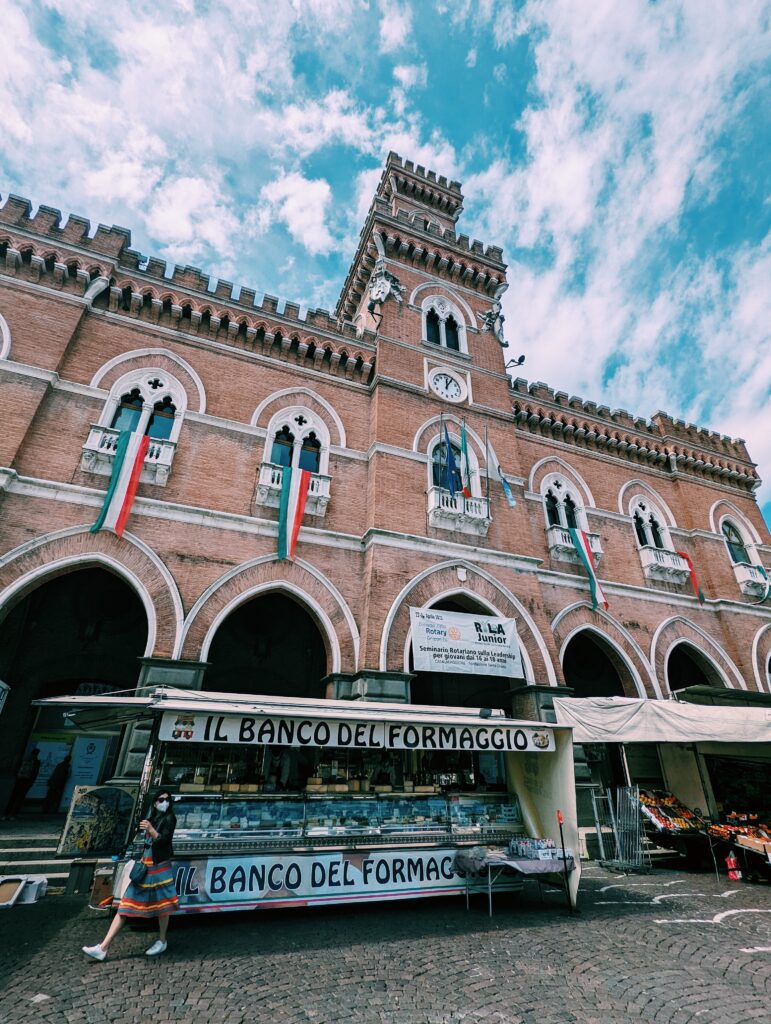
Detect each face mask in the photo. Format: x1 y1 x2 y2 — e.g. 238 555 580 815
155 800 169 812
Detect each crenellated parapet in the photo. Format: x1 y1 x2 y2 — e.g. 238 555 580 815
510 378 760 493
0 194 376 385
335 154 507 322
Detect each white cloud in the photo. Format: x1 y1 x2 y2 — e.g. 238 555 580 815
260 173 335 256
465 48 478 69
464 0 771 503
145 175 242 263
378 0 413 53
393 64 428 89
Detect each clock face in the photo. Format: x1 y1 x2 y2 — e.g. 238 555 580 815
431 371 463 401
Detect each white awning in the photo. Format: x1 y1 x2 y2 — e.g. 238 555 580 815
36 686 570 734
552 696 771 745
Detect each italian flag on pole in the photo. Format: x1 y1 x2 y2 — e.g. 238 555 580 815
460 421 472 498
568 527 609 611
277 465 312 561
90 430 149 537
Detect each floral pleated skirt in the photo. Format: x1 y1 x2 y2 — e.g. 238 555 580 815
118 854 179 918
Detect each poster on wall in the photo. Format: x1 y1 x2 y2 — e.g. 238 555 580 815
25 734 74 800
59 736 109 811
58 784 138 857
409 608 523 678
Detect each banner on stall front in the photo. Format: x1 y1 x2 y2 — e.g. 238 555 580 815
159 710 555 753
147 848 522 912
409 608 523 678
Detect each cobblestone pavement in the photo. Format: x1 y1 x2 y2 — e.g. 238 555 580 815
0 864 769 1024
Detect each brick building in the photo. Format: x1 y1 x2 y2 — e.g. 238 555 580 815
0 153 769 817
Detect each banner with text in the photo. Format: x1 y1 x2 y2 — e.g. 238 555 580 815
410 608 523 678
120 848 522 912
159 711 554 753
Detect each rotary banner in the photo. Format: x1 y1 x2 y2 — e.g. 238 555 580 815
409 608 523 678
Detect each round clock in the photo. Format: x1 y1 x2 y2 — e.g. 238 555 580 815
430 370 464 402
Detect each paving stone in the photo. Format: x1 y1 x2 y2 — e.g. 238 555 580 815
0 868 769 1023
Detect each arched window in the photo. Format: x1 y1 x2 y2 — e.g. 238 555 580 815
545 490 561 527
271 425 295 467
420 295 468 354
722 521 750 564
564 494 578 530
146 396 176 440
432 440 463 493
629 496 673 551
633 511 647 547
541 475 587 531
110 389 144 432
426 309 441 345
299 431 321 473
444 315 460 351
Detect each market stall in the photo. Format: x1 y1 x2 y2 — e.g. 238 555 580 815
553 695 771 875
37 687 581 913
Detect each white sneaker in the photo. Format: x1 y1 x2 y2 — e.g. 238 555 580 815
145 940 167 957
82 944 107 961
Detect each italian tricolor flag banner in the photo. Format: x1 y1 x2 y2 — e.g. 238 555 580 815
676 550 705 604
460 422 472 498
90 430 149 537
277 466 312 561
568 528 609 611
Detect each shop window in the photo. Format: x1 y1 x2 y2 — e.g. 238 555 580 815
722 521 750 565
271 425 295 467
110 389 144 433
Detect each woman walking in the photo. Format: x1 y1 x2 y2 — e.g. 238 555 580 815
82 790 178 960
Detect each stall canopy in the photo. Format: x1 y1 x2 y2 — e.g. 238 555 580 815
552 696 771 745
35 686 568 753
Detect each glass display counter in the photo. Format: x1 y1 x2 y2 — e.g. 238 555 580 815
171 792 522 842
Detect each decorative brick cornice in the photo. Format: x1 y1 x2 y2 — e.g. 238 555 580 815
510 379 760 494
0 205 377 385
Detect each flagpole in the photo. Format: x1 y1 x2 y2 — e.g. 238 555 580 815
485 424 491 523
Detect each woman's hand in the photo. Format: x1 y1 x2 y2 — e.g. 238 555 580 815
139 818 158 838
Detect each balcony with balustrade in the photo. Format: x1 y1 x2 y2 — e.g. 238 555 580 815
255 462 331 517
427 486 490 536
546 524 603 566
638 546 691 584
731 561 768 597
80 425 176 485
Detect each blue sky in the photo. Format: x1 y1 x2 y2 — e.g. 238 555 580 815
2 0 770 525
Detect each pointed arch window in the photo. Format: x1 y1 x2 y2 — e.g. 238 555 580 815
633 511 647 547
545 490 560 527
146 396 176 440
564 494 578 530
629 497 672 551
426 309 441 345
271 425 295 467
444 315 460 351
298 431 321 473
722 521 750 565
110 389 144 433
420 296 468 354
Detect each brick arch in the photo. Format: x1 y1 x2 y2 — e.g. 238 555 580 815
250 387 345 447
380 561 556 685
91 349 206 413
177 557 359 674
751 623 771 694
528 456 595 508
551 603 657 698
0 526 183 657
651 616 746 693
